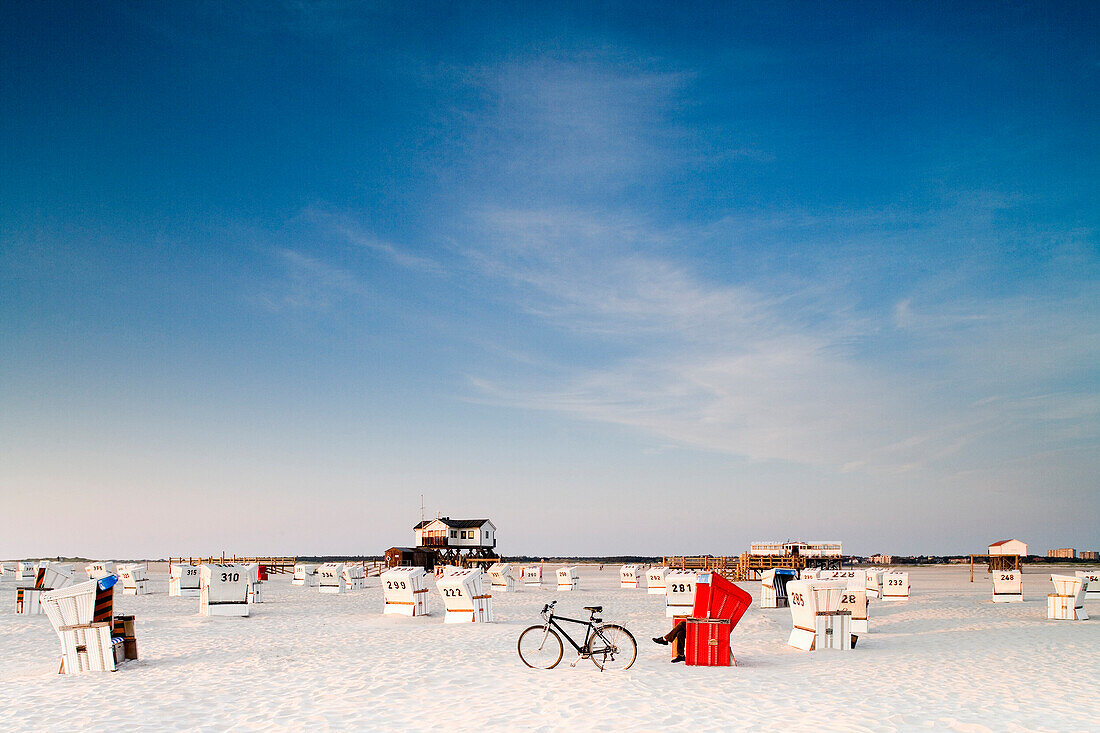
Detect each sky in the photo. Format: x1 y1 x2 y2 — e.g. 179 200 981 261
1 2 1097 559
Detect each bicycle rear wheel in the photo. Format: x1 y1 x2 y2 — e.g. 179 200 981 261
518 625 564 669
588 624 637 671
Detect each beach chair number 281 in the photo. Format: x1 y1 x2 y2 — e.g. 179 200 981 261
670 582 692 593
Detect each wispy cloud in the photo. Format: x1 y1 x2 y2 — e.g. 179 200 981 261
252 248 369 312
457 206 1099 476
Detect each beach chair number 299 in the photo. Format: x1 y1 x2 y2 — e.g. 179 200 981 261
220 572 240 582
385 581 407 590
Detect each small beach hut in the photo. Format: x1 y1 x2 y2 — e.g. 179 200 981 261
381 566 430 616
317 563 345 594
665 570 700 619
1048 575 1087 620
759 568 797 608
882 571 910 600
1074 570 1100 600
117 564 150 595
619 565 642 589
522 565 543 587
992 570 1023 602
556 566 578 592
169 564 201 597
437 568 493 623
200 564 251 617
292 563 318 587
785 579 851 651
646 566 669 595
487 562 515 592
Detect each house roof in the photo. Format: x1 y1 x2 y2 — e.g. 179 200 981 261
989 539 1022 546
414 518 493 530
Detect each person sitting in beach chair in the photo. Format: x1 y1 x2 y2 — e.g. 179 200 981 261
651 619 689 663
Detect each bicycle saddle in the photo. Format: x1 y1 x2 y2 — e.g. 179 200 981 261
584 605 603 613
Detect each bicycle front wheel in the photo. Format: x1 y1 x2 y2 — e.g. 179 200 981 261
518 625 564 669
588 624 637 671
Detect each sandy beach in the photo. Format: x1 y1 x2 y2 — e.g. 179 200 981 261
1 565 1097 732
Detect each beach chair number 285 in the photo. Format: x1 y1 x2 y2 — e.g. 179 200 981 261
790 592 805 606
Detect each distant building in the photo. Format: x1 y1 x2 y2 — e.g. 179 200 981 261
414 517 496 550
1047 548 1076 559
988 539 1027 556
749 541 843 558
1080 551 1098 561
869 554 892 565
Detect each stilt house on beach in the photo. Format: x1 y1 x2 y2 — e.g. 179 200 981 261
385 517 498 569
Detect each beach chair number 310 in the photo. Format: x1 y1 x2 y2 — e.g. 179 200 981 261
221 572 240 582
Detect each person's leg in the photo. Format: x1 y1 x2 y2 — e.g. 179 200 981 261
670 621 687 661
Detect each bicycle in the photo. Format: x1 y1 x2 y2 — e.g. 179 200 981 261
517 601 637 671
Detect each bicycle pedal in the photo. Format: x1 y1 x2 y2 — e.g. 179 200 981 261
569 656 584 668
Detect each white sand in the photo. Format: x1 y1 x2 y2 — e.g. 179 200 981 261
1 565 1098 732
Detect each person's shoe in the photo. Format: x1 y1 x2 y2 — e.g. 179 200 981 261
670 655 685 663
652 637 669 646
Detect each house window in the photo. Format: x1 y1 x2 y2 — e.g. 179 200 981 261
450 531 456 538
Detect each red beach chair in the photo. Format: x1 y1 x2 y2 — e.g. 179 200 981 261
685 573 752 666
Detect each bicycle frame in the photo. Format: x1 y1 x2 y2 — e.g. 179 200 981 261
543 613 600 655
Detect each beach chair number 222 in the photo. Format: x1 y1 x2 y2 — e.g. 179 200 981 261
442 588 465 598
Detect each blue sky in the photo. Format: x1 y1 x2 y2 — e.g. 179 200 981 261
2 2 1097 558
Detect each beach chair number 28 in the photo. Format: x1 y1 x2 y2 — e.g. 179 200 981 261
385 580 408 590
220 572 240 582
840 593 856 604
